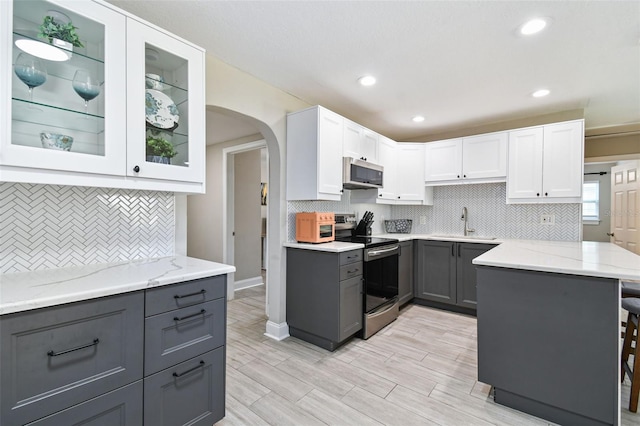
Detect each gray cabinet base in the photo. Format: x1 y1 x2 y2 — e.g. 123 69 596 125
289 327 347 352
494 388 610 426
412 298 476 317
477 266 618 426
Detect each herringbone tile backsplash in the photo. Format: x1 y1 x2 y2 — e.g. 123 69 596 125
0 183 175 274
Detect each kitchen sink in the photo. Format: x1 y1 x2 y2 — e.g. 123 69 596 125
431 235 497 240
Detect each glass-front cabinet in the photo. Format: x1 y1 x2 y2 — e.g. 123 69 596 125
0 0 205 192
126 18 204 183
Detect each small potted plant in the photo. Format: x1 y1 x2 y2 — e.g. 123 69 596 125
38 14 84 53
146 135 177 164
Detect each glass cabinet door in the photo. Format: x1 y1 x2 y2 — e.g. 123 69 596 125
126 18 204 183
2 0 126 176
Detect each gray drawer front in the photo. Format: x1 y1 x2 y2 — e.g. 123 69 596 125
339 261 363 281
340 250 362 265
144 347 225 426
25 380 143 426
145 275 226 317
145 298 226 375
0 292 144 426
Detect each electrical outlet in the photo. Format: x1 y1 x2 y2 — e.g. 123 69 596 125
541 214 555 225
420 216 427 225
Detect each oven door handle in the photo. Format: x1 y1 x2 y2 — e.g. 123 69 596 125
367 246 399 257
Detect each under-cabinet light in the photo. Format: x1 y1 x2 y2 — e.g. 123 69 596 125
15 38 71 62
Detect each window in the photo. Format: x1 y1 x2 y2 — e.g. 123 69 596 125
582 181 600 224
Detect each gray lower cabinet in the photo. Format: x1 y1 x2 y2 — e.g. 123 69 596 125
25 381 143 426
398 241 414 306
0 292 144 426
143 275 227 425
414 240 496 311
0 274 227 426
144 347 225 426
287 248 363 351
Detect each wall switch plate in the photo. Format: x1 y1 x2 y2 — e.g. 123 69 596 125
541 214 555 225
420 216 427 225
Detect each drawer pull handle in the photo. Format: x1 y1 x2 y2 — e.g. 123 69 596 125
174 289 206 299
47 338 100 357
173 360 205 377
347 269 359 274
174 309 206 322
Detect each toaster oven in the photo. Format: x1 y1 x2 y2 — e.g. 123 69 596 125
295 212 335 243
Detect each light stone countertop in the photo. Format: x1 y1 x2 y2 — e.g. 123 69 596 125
473 240 640 281
283 241 364 252
284 234 503 251
0 256 235 315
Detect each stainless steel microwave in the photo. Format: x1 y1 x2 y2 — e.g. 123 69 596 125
343 157 384 190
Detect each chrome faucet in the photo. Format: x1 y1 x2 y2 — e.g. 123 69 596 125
461 207 475 236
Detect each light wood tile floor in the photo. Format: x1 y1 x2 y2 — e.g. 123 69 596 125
221 285 637 426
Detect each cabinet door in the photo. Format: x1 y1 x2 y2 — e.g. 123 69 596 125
424 138 462 182
2 0 127 176
462 132 508 180
126 18 205 183
339 276 363 342
377 135 397 200
317 107 344 196
456 243 496 309
398 241 414 305
343 119 378 163
144 347 225 426
414 240 456 304
25 381 143 426
397 143 425 202
507 127 544 199
542 121 583 198
0 292 144 426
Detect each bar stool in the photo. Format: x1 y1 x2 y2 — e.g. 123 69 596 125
623 281 640 298
621 297 640 412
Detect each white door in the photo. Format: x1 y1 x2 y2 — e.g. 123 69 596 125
507 127 544 199
343 119 362 159
424 138 462 182
611 160 640 253
377 136 397 201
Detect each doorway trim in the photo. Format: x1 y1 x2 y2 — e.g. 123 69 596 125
222 139 267 301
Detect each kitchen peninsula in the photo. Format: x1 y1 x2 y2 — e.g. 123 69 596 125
473 240 640 426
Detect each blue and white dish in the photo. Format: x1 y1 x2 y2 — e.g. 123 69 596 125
40 132 73 151
145 73 165 91
145 89 179 129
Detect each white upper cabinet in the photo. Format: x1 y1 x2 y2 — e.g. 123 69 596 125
424 132 507 184
125 18 204 184
507 120 584 203
424 138 462 182
2 0 126 176
287 106 344 201
343 119 379 163
462 132 508 179
376 136 397 201
0 0 206 193
396 143 427 203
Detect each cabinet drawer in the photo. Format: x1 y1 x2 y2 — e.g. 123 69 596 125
25 380 143 426
145 275 226 317
145 299 226 375
0 292 144 426
340 250 363 265
144 347 225 426
340 261 363 281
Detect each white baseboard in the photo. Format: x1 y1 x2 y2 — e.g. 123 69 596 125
264 320 289 341
234 276 263 292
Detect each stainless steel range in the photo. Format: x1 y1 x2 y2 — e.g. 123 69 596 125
335 213 400 339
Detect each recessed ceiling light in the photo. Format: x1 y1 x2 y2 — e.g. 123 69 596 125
520 18 548 35
532 89 550 98
412 115 425 123
358 75 376 86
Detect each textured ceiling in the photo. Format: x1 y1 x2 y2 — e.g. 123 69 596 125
107 0 640 141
